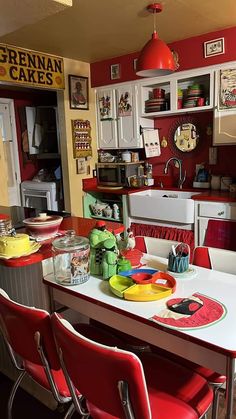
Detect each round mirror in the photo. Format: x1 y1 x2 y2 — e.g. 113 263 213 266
174 123 199 153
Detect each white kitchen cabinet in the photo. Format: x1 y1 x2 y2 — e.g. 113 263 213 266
194 200 236 246
138 68 214 119
96 84 144 149
213 66 236 145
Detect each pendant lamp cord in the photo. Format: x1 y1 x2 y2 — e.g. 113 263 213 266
153 5 157 33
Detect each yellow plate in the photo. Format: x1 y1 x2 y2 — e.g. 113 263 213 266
124 284 172 302
109 275 134 298
0 242 41 259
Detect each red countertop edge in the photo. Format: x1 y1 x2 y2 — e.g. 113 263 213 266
83 183 236 202
0 216 124 268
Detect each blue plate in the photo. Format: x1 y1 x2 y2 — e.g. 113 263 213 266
118 268 158 277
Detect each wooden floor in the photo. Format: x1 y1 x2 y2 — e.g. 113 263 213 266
206 396 236 419
0 372 236 418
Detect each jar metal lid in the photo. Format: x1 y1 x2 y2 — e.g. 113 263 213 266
52 230 89 251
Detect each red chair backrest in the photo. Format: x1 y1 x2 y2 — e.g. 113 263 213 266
0 289 60 369
134 236 147 253
51 313 152 419
192 247 211 269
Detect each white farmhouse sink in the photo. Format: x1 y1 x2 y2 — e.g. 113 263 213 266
129 189 200 224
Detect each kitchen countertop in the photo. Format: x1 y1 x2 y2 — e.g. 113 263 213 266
82 178 236 202
0 207 124 268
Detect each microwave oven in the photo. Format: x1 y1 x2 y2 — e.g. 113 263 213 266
96 162 141 187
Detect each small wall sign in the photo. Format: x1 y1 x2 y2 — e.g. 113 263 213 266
110 64 120 80
204 38 225 58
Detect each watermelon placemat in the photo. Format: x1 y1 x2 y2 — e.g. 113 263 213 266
151 293 227 330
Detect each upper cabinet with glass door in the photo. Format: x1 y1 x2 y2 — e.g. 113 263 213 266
138 68 214 118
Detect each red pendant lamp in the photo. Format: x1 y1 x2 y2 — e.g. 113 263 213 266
136 3 175 77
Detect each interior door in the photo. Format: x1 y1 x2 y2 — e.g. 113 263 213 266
0 100 21 206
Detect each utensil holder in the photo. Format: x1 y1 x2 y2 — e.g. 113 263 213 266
168 252 189 273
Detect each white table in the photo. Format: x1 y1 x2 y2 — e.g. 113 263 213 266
44 254 236 418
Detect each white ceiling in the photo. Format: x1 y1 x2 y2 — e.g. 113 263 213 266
0 0 235 63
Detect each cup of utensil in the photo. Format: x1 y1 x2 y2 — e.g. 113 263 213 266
168 243 189 273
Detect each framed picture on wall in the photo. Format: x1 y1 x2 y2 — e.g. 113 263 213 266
204 38 225 58
110 64 120 80
68 75 89 110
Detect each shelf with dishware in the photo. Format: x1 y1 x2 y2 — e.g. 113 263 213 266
83 191 125 224
138 68 214 119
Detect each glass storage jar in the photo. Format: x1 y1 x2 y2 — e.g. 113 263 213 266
52 230 90 286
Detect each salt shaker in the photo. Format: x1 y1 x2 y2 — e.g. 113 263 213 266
113 204 120 220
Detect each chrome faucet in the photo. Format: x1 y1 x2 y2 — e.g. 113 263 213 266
164 157 186 189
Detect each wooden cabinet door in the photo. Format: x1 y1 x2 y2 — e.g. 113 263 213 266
116 84 140 148
96 88 118 149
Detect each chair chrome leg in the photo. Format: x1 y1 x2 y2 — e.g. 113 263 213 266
211 386 221 419
7 371 26 419
63 402 75 419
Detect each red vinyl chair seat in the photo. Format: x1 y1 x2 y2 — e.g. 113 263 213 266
151 346 226 385
87 396 199 419
139 353 213 417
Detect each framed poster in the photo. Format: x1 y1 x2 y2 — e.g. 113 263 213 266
69 75 89 110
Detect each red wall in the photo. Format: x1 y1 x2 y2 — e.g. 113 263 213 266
91 26 236 186
91 27 236 87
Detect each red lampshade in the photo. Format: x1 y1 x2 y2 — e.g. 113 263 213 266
136 31 175 77
136 3 175 77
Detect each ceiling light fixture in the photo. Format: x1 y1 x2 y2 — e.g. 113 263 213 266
136 3 175 77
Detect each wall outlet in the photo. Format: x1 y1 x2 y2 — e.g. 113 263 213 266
209 147 217 165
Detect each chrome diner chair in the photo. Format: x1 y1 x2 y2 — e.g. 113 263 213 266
51 312 213 419
0 288 83 419
0 288 124 419
193 245 236 275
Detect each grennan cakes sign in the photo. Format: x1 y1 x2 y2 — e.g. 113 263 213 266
0 44 64 90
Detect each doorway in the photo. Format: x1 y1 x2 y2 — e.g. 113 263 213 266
0 99 21 206
0 86 64 211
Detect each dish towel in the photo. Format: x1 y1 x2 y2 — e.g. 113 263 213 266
151 293 226 330
143 130 161 157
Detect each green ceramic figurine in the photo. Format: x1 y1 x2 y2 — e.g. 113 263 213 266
102 238 118 280
89 220 117 275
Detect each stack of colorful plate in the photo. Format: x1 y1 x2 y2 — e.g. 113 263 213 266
145 98 166 113
183 84 204 109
